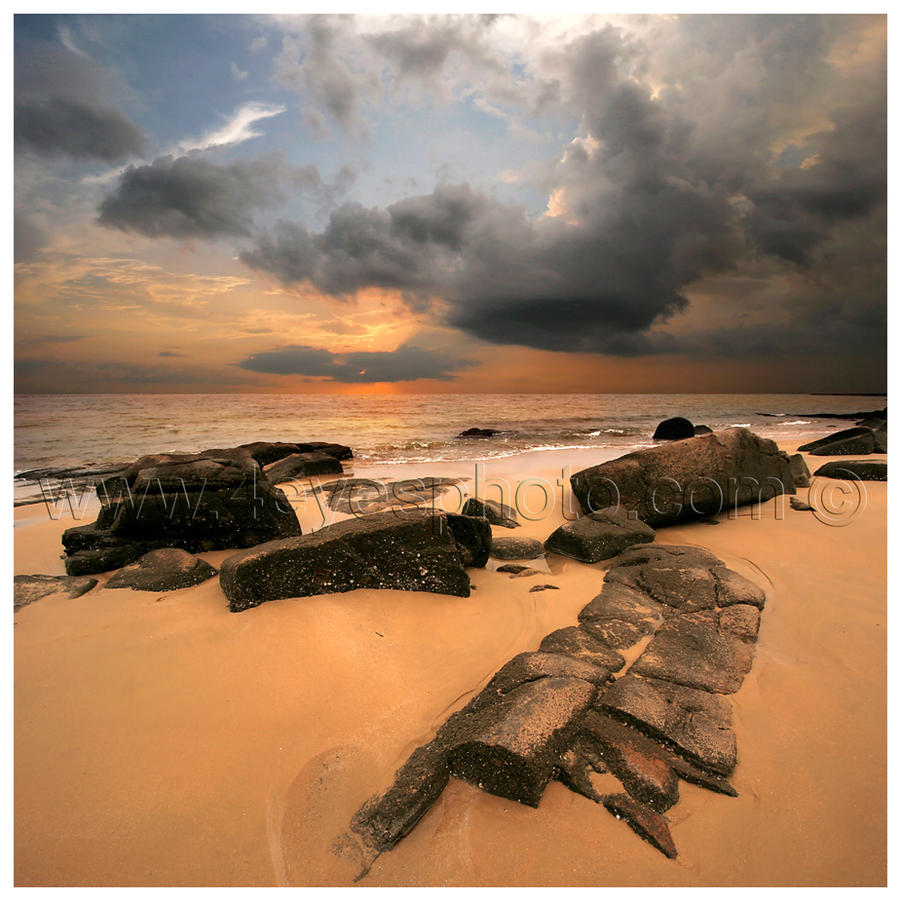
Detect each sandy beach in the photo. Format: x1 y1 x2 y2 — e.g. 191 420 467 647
13 441 886 886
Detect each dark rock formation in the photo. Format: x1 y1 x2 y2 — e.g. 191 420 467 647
297 441 353 460
539 626 626 671
321 477 463 516
790 497 814 512
578 583 666 649
263 452 343 483
13 574 97 611
490 536 543 559
789 453 811 488
571 428 795 527
693 425 713 435
237 441 304 467
544 508 655 563
219 511 471 612
814 460 887 481
496 563 532 574
444 513 492 567
873 426 887 453
600 794 678 859
461 497 520 528
798 427 877 456
457 427 496 438
652 417 695 440
104 548 217 591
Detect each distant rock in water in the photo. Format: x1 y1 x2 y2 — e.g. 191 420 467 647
544 509 655 563
652 417 695 440
798 426 877 456
14 574 97 611
571 428 795 528
461 497 520 528
457 427 496 438
814 460 887 481
105 548 217 591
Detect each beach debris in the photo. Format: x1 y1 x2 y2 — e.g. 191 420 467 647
339 545 766 874
461 497 520 529
652 416 696 440
13 574 98 611
264 452 343 483
798 426 878 456
789 453 812 487
219 511 471 612
813 460 887 481
490 536 543 559
544 507 655 563
571 427 796 527
104 548 217 592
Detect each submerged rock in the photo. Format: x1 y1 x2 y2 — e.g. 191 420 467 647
104 548 217 591
457 427 496 438
544 508 655 563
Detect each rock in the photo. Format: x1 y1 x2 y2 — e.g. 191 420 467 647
263 452 343 483
544 508 655 563
490 536 543 559
496 563 532 574
652 417 696 440
484 651 612 693
444 513 492 567
790 497 814 511
296 441 353 461
571 428 795 527
554 747 602 803
814 460 887 481
321 477 463 515
789 453 811 488
711 565 767 610
457 427 496 438
599 674 737 775
447 676 596 807
510 568 541 579
872 426 887 453
219 511 470 612
630 614 755 694
237 441 302 467
14 574 98 611
539 626 626 671
798 426 876 456
62 523 162 576
578 583 666 649
104 548 217 591
718 604 761 641
579 711 680 812
605 553 718 612
461 497 520 528
529 584 560 592
601 793 678 859
693 425 713 435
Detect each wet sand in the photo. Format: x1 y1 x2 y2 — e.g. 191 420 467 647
13 445 886 885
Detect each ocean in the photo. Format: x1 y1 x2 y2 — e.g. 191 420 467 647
14 392 885 479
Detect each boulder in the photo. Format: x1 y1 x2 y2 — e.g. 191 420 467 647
444 513 492 567
578 583 666 649
599 674 737 775
62 523 163 576
237 441 302 467
104 548 217 591
461 497 519 528
601 793 678 859
693 425 713 435
263 452 343 483
457 427 496 438
296 441 353 460
490 536 543 559
322 477 463 515
539 626 626 671
798 426 876 456
789 453 811 488
571 428 795 527
814 460 887 481
14 574 97 611
652 417 695 440
544 508 655 563
219 511 471 612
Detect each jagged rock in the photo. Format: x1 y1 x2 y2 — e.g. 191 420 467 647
484 651 612 693
718 604 761 641
445 513 492 567
104 548 217 591
789 453 811 488
457 427 496 438
447 676 596 807
578 583 666 649
652 417 695 440
790 496 814 511
601 793 678 859
571 428 795 527
580 711 680 812
555 746 602 803
461 497 520 528
539 626 626 671
798 426 876 456
814 460 887 481
529 584 560 592
630 614 755 694
263 452 343 483
13 574 97 610
599 674 737 775
490 536 543 558
219 511 470 612
544 508 655 563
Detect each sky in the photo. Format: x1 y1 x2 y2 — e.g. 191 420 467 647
13 12 887 394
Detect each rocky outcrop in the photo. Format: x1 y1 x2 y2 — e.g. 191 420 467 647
219 511 472 612
789 453 811 488
445 514 492 567
814 460 887 481
798 426 877 456
461 497 520 528
13 574 97 611
544 508 655 563
104 548 217 591
652 417 696 440
263 452 343 483
322 477 464 516
340 543 766 875
490 536 543 559
571 428 795 527
457 427 496 438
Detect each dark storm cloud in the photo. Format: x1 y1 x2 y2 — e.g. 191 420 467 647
237 340 475 383
15 95 145 162
98 154 352 239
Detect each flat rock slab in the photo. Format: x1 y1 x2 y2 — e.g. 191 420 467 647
105 548 217 591
539 626 625 672
630 614 755 694
798 426 877 456
14 574 98 611
578 583 666 649
605 558 718 612
544 509 655 563
322 477 464 515
264 452 343 483
814 460 887 481
461 497 520 528
599 674 737 776
601 793 678 859
219 511 470 611
485 651 612 693
712 565 767 609
497 563 532 574
718 604 761 641
490 537 544 559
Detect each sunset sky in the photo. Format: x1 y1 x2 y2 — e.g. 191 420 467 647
14 13 886 394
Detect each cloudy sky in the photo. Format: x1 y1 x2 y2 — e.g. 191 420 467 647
14 13 886 393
